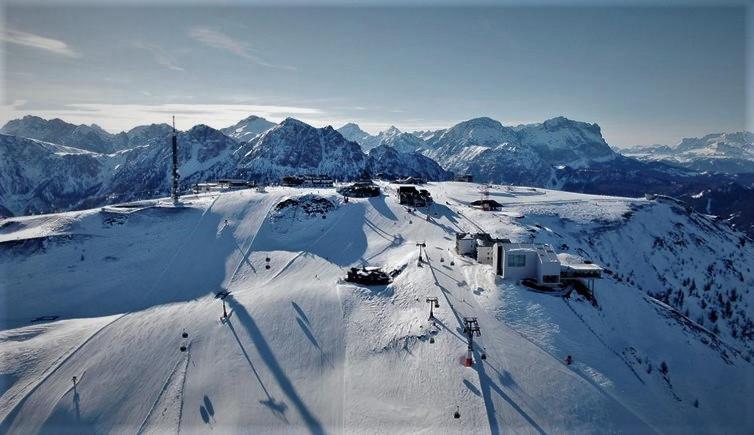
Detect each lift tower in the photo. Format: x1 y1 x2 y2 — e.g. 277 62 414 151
171 116 180 205
462 317 481 367
425 297 439 320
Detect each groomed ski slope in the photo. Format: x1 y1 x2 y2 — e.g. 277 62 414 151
1 182 752 434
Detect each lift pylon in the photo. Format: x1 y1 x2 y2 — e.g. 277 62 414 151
425 297 439 320
462 317 481 367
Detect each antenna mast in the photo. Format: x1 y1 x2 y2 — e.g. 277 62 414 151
171 116 180 205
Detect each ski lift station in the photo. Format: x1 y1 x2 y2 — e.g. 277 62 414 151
500 243 562 285
456 233 602 287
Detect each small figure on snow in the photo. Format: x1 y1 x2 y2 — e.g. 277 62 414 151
565 355 573 365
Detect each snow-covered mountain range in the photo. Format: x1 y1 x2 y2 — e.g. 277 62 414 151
342 116 616 184
622 132 754 174
1 182 752 433
338 119 754 235
0 116 453 216
3 114 754 236
0 115 170 154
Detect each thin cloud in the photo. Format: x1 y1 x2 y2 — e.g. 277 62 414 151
133 41 184 72
187 26 295 71
2 29 80 58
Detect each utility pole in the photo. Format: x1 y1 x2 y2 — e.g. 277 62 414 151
171 116 181 206
426 297 439 320
462 317 481 367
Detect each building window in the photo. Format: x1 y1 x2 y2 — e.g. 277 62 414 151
507 254 526 267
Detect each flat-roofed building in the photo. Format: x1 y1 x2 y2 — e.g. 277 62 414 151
500 243 561 286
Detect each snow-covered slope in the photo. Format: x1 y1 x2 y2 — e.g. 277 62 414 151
221 115 276 141
1 183 752 434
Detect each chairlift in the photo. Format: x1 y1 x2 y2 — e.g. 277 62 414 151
182 330 188 338
440 257 444 263
429 337 435 344
450 261 455 266
481 353 487 360
453 406 460 419
180 345 187 352
265 264 271 270
434 301 440 308
265 257 271 262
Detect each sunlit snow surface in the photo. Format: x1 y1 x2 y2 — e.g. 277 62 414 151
1 182 752 434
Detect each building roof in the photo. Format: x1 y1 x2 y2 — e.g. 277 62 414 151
535 244 559 264
455 232 510 246
503 243 560 264
562 263 603 272
557 253 602 269
470 199 504 208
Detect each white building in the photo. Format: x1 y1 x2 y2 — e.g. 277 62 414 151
193 182 221 193
456 233 476 257
558 253 603 279
456 233 573 287
476 239 496 265
499 243 561 286
455 233 508 265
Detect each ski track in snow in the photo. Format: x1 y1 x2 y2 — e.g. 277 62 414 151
0 314 125 430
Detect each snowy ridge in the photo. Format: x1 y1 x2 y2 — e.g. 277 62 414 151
622 131 754 174
1 182 752 433
338 124 426 154
221 115 276 141
0 116 173 154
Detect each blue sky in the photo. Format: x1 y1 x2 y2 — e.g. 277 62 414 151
1 2 750 147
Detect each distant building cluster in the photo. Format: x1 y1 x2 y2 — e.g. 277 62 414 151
336 180 380 198
192 179 256 193
282 175 334 187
